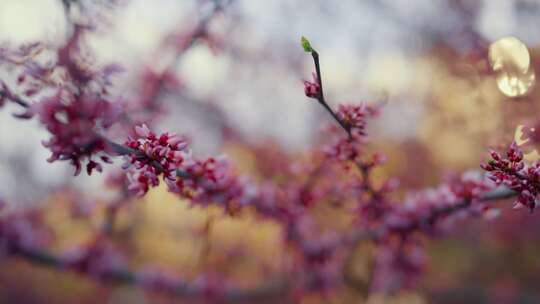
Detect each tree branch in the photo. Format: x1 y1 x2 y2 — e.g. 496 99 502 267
5 187 516 300
310 50 352 138
12 245 288 302
349 186 517 244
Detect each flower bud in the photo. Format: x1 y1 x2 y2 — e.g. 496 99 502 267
303 73 321 98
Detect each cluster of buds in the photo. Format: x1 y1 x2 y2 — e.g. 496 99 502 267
60 235 126 279
0 24 125 176
321 103 379 162
123 124 256 212
362 172 495 292
303 73 321 98
170 157 254 210
448 171 495 200
123 124 188 196
481 142 539 212
384 172 496 236
322 125 363 161
336 104 370 134
29 89 120 175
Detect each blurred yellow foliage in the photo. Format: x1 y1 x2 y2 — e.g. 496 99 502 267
133 185 286 287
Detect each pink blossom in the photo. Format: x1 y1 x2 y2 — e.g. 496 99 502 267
482 142 539 212
336 103 370 132
321 127 372 164
31 89 119 175
172 157 256 213
123 124 188 196
303 73 321 98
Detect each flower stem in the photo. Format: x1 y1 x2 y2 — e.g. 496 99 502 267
310 50 352 138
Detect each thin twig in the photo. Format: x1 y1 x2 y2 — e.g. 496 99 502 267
309 50 351 138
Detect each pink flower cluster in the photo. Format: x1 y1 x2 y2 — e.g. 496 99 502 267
30 89 119 175
123 124 258 212
481 142 538 212
336 104 370 134
123 124 188 196
322 103 379 162
385 172 495 235
60 235 125 279
171 158 254 209
322 125 364 161
1 26 124 175
357 172 496 292
303 73 321 98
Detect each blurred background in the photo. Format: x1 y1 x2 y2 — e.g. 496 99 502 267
1 0 540 303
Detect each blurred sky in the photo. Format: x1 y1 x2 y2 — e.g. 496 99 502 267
2 0 540 203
